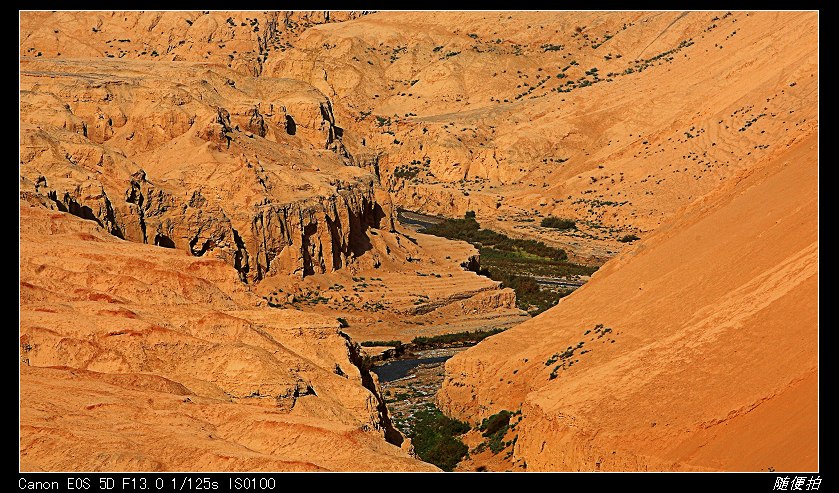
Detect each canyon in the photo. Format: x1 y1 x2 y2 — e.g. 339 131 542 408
20 10 817 472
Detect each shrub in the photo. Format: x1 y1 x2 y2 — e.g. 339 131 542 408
541 216 577 230
479 410 511 436
479 410 514 454
359 340 402 348
337 317 349 328
423 214 568 261
394 165 420 179
618 234 640 243
358 354 374 372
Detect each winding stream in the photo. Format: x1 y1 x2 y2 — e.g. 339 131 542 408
372 347 468 437
396 208 445 232
372 355 452 382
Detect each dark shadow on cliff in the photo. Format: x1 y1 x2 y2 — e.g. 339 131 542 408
341 332 405 447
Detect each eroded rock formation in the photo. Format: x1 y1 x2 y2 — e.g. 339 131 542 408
20 58 398 283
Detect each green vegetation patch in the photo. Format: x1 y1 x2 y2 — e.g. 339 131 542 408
411 328 505 348
477 409 521 454
423 214 568 261
421 212 596 315
359 340 403 348
405 407 470 471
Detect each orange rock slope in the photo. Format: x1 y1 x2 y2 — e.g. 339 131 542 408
19 202 436 471
439 130 818 471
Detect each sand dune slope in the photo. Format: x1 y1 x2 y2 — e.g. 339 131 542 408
439 131 818 471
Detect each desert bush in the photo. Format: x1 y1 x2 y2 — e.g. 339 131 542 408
541 216 577 230
479 410 514 454
359 340 402 348
394 165 420 179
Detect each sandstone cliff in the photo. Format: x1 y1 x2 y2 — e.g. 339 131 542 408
20 57 400 283
18 11 527 472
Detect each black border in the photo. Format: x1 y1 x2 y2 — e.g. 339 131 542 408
17 6 820 484
15 471 825 490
